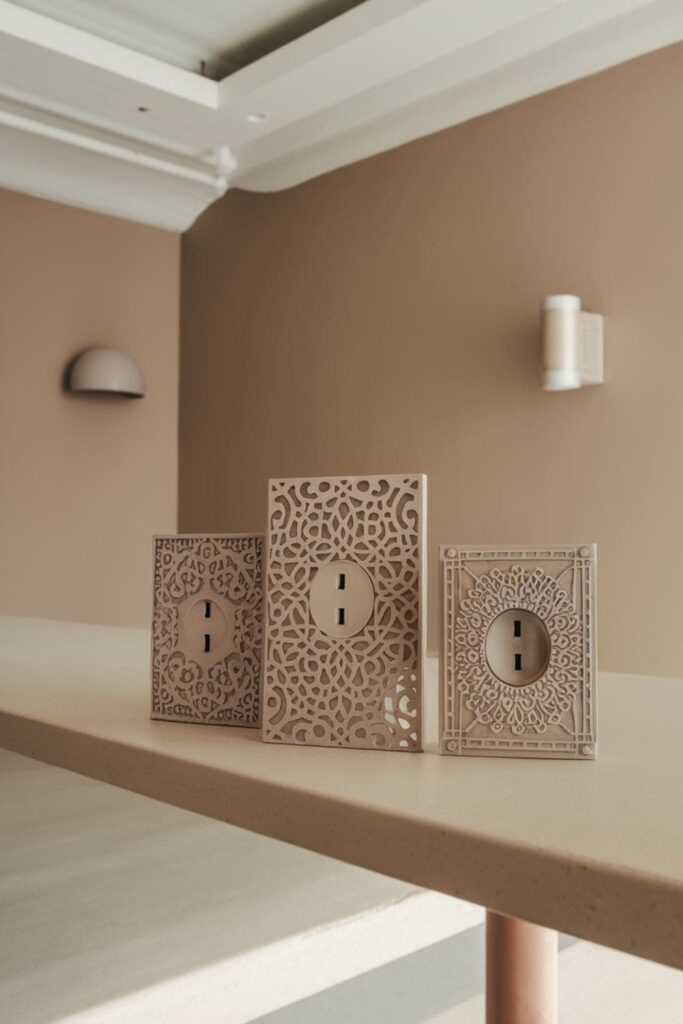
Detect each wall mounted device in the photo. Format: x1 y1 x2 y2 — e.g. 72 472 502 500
262 474 427 752
440 545 597 760
68 346 145 398
541 295 604 391
151 534 263 727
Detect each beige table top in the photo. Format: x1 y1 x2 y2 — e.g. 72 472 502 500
0 617 681 971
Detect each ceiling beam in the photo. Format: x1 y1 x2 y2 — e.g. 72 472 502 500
0 0 681 229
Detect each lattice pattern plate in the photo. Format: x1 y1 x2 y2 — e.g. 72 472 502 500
263 475 426 751
440 545 597 759
151 534 263 726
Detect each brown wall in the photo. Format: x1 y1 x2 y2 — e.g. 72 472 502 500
0 189 179 627
180 43 683 677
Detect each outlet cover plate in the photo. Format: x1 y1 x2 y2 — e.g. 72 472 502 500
440 545 597 759
263 474 427 751
151 534 263 727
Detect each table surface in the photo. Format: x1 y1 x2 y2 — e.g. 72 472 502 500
1 617 681 971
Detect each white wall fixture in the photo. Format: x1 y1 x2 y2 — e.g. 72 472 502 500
541 295 604 391
68 346 145 397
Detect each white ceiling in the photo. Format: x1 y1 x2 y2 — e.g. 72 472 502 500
0 0 681 232
11 0 364 77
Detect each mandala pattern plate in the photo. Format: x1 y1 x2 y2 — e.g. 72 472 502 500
263 475 426 751
151 534 263 726
441 545 597 759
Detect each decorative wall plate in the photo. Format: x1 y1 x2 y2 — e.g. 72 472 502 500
263 474 427 751
440 545 597 759
151 534 263 727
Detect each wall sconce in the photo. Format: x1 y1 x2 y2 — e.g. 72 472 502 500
68 347 145 398
541 295 604 391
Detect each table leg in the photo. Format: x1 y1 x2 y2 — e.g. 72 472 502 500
486 911 558 1024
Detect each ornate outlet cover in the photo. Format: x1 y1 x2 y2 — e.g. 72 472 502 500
440 545 597 759
263 474 427 751
151 534 263 727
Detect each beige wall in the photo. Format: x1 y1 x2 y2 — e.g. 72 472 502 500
0 189 179 627
180 43 683 677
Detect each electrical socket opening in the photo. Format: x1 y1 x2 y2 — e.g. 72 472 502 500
184 596 230 658
309 559 374 639
485 609 550 686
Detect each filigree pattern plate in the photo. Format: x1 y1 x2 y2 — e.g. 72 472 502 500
263 475 427 751
440 546 597 759
151 534 263 726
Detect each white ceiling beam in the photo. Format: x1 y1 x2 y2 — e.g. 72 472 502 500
0 0 681 229
233 0 683 189
0 120 219 231
0 107 229 189
0 0 216 106
214 0 568 145
0 0 218 156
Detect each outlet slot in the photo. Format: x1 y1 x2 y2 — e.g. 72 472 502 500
183 596 231 657
485 608 550 686
309 559 374 639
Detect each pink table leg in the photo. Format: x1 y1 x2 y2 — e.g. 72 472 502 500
486 911 558 1024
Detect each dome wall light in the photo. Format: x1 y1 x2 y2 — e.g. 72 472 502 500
541 295 604 391
68 346 145 398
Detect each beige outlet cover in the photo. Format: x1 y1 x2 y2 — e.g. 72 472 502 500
263 475 427 751
151 534 263 727
440 545 597 759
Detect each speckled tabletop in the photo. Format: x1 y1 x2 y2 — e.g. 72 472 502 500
1 616 681 970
